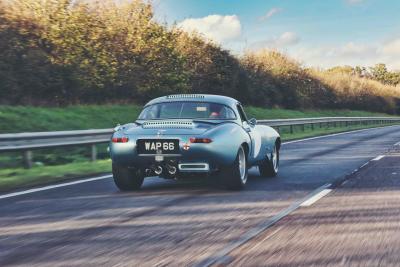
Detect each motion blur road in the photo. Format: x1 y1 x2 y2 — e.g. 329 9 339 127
228 142 400 267
1 126 400 266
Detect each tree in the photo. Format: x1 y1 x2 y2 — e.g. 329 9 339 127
370 63 389 84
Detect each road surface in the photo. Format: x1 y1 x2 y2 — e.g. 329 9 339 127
228 142 400 266
0 126 400 266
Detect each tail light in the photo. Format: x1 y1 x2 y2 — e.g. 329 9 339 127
189 137 212 143
112 137 129 143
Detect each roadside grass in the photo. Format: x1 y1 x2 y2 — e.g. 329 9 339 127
0 105 142 133
245 107 392 120
0 159 111 192
0 104 393 133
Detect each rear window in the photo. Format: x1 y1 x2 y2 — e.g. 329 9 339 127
138 102 236 120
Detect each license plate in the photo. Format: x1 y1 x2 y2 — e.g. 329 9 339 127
137 139 180 155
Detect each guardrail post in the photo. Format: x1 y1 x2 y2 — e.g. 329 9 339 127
311 123 314 131
301 124 305 132
91 144 97 162
23 150 33 169
290 125 293 134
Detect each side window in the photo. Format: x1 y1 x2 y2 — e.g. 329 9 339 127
237 104 248 122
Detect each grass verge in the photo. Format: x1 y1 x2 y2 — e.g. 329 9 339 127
0 159 111 193
0 104 393 133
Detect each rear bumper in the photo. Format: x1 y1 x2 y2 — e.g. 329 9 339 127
110 137 238 168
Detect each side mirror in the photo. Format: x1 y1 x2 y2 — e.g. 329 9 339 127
248 118 257 126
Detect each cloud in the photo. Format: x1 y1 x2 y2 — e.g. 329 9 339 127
338 42 376 56
177 15 241 43
381 38 400 55
289 40 400 70
290 42 378 68
258 7 282 22
250 32 300 50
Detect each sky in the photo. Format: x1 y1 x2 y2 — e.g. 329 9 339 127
153 0 400 70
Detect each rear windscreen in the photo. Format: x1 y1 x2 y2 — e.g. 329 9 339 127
138 102 236 120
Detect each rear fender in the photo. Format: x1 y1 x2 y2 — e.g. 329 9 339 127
255 125 280 161
204 123 250 166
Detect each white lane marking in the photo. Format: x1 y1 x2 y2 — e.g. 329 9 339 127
196 183 332 267
372 155 385 161
300 189 332 207
0 175 112 200
282 125 400 145
394 141 400 146
360 162 369 168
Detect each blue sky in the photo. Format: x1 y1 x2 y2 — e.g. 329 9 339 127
154 0 400 70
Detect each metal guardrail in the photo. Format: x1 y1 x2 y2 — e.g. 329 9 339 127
258 117 400 126
257 116 400 134
0 129 113 152
1 117 400 168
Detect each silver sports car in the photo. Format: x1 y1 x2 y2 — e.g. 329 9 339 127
110 94 281 190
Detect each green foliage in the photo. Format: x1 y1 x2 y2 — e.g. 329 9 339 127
0 104 391 134
0 0 189 104
240 50 335 109
0 159 111 192
370 63 400 86
0 104 142 133
370 64 389 84
0 0 399 113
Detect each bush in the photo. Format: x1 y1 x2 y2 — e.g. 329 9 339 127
0 0 399 114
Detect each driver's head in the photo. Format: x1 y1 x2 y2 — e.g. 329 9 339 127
209 104 222 118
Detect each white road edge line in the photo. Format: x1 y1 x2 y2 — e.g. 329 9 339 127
360 162 369 168
300 189 332 207
372 155 385 161
196 183 332 267
0 175 112 200
1 124 398 200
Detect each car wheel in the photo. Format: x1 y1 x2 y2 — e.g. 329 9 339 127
220 146 248 190
259 144 279 177
112 163 144 191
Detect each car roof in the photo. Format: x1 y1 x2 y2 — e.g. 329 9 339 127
144 94 239 108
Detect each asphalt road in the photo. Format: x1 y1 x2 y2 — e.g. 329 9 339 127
1 126 400 266
228 142 400 266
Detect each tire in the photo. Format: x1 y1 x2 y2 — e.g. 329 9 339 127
112 163 144 191
220 146 248 190
259 144 279 177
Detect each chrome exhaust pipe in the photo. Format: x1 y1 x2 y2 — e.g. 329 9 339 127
154 166 163 175
166 165 177 175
